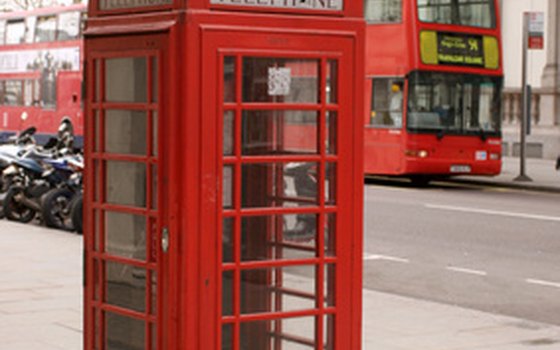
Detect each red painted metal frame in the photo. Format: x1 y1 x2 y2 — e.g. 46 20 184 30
85 3 364 349
218 53 337 350
198 23 363 350
363 0 504 177
84 33 174 350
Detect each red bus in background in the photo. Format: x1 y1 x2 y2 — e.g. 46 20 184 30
364 0 503 185
0 4 85 147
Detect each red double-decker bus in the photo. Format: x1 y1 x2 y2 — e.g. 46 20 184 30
0 4 85 146
364 0 503 184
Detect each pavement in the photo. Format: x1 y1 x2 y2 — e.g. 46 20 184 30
0 222 82 350
0 157 558 350
452 156 560 193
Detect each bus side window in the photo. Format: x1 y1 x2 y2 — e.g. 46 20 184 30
370 78 404 128
57 11 81 41
364 0 402 23
24 80 34 107
4 80 23 106
35 15 57 43
5 19 25 44
80 12 88 39
0 20 6 45
25 17 36 43
33 80 41 106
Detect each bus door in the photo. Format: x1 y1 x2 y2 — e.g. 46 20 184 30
365 77 405 174
84 33 170 350
200 29 360 349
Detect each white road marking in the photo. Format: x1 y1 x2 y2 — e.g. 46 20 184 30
526 278 560 289
446 266 487 276
425 204 560 223
363 254 409 263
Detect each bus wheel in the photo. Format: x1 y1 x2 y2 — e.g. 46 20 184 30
409 176 431 187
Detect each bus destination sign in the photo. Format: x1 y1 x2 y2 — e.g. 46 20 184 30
437 33 484 67
210 0 343 11
100 0 172 10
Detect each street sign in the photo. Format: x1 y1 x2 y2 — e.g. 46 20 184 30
527 12 544 50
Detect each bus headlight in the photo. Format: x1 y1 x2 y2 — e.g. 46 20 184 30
489 152 500 160
405 149 429 158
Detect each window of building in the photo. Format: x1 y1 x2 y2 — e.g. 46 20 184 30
5 19 25 44
369 78 404 128
364 0 402 23
417 0 495 28
35 15 57 43
57 11 81 40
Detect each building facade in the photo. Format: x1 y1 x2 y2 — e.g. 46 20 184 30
501 0 560 159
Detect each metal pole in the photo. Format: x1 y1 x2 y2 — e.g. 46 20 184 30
515 12 533 182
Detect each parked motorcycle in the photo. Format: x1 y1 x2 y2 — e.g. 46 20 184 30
2 119 79 225
40 153 83 232
2 156 52 223
0 127 38 219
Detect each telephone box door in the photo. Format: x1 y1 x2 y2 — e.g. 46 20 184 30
84 33 170 350
201 29 361 350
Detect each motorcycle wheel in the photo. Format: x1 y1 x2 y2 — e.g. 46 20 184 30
0 194 4 219
3 186 35 223
70 194 83 234
42 188 74 231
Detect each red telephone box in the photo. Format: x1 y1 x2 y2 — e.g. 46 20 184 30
83 0 364 349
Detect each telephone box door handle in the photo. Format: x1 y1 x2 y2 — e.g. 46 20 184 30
162 227 169 253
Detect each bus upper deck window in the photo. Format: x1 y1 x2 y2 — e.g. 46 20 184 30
364 0 402 23
35 15 57 43
0 20 6 45
57 11 80 41
5 20 25 45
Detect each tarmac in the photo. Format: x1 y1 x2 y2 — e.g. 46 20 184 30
0 156 558 350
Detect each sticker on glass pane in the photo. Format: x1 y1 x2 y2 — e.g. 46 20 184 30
268 67 291 96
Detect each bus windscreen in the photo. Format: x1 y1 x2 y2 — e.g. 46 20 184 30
407 71 501 135
417 0 496 28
